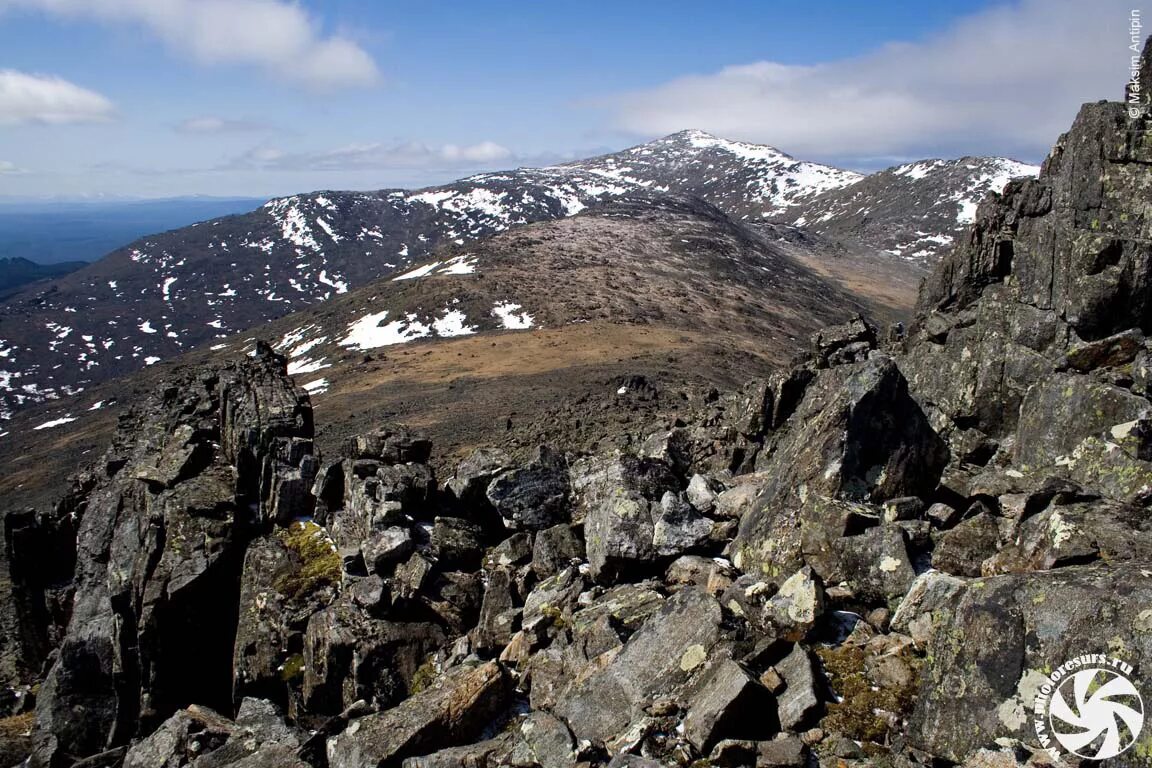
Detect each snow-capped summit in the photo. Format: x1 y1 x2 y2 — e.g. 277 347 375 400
783 155 1040 263
566 130 864 218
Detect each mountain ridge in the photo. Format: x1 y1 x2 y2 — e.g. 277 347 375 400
0 131 1034 422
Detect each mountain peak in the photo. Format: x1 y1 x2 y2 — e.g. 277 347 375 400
660 128 720 142
647 129 793 161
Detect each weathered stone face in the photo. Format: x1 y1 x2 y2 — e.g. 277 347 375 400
732 355 948 578
33 348 316 767
326 661 511 768
910 563 1152 763
551 588 728 748
907 84 1152 445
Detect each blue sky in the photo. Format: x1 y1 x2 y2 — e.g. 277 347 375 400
0 0 1132 198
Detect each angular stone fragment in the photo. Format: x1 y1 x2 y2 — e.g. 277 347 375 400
651 491 712 558
552 589 727 747
531 524 585 577
326 661 511 768
734 356 947 578
683 660 775 752
774 645 820 731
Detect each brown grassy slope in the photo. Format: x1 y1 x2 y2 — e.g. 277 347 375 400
0 199 916 511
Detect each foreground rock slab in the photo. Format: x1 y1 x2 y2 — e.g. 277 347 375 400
911 563 1152 762
327 661 512 768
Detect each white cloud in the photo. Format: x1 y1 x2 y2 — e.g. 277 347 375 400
230 140 516 172
4 0 379 90
0 160 25 174
609 0 1132 162
0 70 114 125
176 116 268 134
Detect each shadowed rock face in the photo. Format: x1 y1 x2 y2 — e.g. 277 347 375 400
30 347 315 766
905 37 1152 444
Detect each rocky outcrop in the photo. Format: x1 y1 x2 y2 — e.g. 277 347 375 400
732 355 948 579
32 346 315 767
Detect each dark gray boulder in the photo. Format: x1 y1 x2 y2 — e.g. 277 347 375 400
531 524 584 578
774 644 821 732
302 600 444 715
472 567 520 654
486 446 571 531
683 659 776 753
504 711 576 768
651 492 713 558
931 513 1001 577
551 588 728 748
577 455 679 581
734 356 947 579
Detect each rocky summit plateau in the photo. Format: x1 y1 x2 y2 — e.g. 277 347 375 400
0 32 1149 768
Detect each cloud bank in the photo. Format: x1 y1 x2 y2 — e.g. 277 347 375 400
176 116 269 135
610 0 1132 162
229 140 516 172
0 70 114 125
2 0 379 90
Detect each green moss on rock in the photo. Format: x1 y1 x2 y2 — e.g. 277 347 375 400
274 520 342 600
816 644 921 746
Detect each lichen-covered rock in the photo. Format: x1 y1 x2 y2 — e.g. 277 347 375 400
1062 328 1145 372
361 526 414 574
983 498 1152 574
821 525 917 603
910 563 1152 762
232 526 339 706
551 588 728 748
1015 373 1150 469
505 711 576 768
446 448 512 505
122 705 236 768
907 61 1152 449
931 514 1000 577
578 455 679 581
733 356 948 579
429 517 486 570
472 567 520 654
809 314 878 369
400 734 513 768
302 600 444 715
33 348 315 766
889 570 967 645
765 567 824 640
531 524 585 578
345 427 432 465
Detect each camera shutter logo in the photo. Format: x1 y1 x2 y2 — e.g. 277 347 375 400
1034 655 1144 761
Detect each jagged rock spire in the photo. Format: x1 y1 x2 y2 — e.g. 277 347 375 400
1127 34 1152 109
